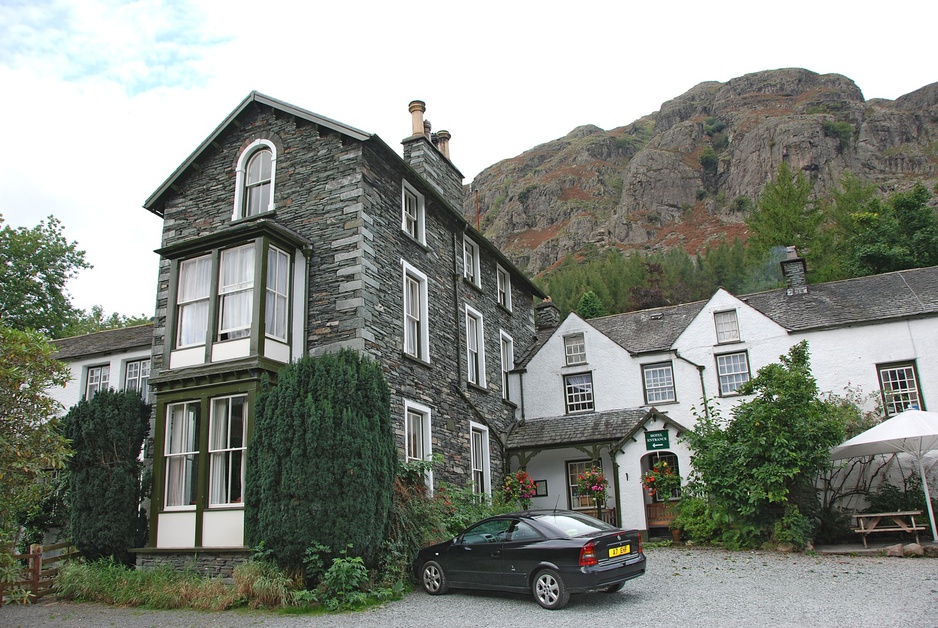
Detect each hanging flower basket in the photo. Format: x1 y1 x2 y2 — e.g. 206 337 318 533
503 470 537 510
641 460 681 499
575 466 608 520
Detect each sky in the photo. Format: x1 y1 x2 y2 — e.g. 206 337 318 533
1 0 935 321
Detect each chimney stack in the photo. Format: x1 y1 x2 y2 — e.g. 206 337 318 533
409 100 426 137
535 299 561 330
780 246 808 295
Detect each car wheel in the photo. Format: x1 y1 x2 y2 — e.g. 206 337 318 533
603 582 625 593
421 560 449 595
532 568 570 610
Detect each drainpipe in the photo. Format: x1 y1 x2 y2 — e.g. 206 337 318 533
674 349 708 420
453 231 464 386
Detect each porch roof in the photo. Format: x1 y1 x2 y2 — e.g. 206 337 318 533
507 408 654 450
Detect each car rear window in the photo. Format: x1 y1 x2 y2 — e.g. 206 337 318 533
532 513 615 538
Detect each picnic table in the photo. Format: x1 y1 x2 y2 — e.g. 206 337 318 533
853 510 925 548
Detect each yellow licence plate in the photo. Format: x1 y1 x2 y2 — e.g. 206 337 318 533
608 544 630 558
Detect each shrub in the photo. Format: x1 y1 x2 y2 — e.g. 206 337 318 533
699 147 718 173
822 120 854 152
245 350 397 577
64 389 149 565
772 504 814 549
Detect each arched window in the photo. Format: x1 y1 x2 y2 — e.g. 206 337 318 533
244 149 272 217
233 140 276 219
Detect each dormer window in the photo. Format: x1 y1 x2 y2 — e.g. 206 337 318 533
233 140 276 220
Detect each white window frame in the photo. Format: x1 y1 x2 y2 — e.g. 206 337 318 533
470 421 491 496
232 139 277 220
716 351 750 395
175 254 212 349
402 180 426 244
164 401 200 510
85 364 110 400
218 244 256 342
209 395 247 507
642 362 675 404
564 333 587 365
500 331 514 401
404 399 433 489
463 237 481 288
714 310 740 343
124 359 150 402
465 304 486 387
568 459 601 510
878 361 924 416
265 246 290 341
564 372 594 413
496 265 512 311
402 261 430 362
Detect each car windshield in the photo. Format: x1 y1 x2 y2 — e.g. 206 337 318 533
532 513 615 538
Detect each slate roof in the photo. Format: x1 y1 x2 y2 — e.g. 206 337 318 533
526 266 938 360
589 300 707 354
741 265 938 331
506 407 687 450
52 323 154 360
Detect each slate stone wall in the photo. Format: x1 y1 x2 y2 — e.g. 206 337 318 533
149 99 539 494
136 550 251 579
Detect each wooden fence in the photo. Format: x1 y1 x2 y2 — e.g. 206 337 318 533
0 541 79 606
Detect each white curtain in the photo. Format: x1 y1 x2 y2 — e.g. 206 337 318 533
165 403 198 507
209 397 246 505
265 248 288 340
177 256 211 347
219 246 254 339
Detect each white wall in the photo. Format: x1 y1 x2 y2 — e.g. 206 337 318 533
49 348 152 415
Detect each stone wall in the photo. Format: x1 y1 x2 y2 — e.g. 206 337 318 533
136 549 251 579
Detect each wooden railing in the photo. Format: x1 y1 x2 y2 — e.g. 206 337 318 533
646 502 677 527
0 541 79 606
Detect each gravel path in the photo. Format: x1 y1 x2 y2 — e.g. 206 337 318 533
1 547 936 628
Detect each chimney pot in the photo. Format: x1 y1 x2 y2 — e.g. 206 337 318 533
423 120 432 138
408 100 426 137
437 129 452 159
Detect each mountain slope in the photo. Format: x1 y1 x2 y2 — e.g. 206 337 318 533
463 68 938 276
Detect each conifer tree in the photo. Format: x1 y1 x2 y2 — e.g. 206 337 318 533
65 389 150 565
245 350 396 575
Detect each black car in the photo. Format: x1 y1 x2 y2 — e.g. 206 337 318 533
413 509 646 609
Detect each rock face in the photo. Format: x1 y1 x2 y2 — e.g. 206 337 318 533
463 68 938 276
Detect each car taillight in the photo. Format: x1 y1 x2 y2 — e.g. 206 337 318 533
637 535 643 554
579 541 598 566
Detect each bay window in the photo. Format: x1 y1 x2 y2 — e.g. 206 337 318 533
209 395 247 506
218 244 255 342
176 255 212 348
265 246 289 341
165 402 200 508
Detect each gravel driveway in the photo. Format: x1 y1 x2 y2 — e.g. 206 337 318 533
1 546 935 628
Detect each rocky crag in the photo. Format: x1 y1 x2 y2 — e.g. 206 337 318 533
462 68 938 276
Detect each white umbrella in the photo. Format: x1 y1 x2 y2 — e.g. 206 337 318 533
830 409 938 542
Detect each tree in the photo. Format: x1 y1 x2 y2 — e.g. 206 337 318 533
0 215 91 338
848 183 938 275
61 305 151 338
575 290 607 319
0 325 72 544
682 341 846 548
64 389 150 565
746 162 821 261
245 350 397 578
